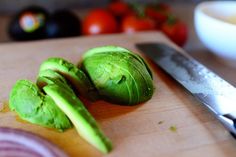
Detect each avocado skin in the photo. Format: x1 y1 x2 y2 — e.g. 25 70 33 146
9 79 72 131
43 83 112 153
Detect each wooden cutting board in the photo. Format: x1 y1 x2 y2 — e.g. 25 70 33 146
0 32 235 157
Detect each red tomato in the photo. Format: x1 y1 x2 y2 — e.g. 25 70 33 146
145 3 171 29
121 15 156 33
82 9 118 35
161 18 188 47
108 1 131 17
145 7 168 27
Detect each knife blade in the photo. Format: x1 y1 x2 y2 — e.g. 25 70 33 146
136 42 236 136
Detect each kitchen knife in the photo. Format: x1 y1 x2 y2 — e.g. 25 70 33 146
136 42 236 136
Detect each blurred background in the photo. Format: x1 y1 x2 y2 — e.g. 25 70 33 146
0 0 203 13
2 1 236 85
0 0 205 44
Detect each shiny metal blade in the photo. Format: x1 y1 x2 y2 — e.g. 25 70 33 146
136 42 236 135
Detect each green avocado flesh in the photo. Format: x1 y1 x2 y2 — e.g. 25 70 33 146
39 57 98 100
37 69 68 89
43 84 112 153
82 46 153 79
9 46 154 154
82 46 154 105
37 69 73 93
9 80 72 131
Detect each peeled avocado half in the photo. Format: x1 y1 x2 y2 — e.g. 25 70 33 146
82 46 154 105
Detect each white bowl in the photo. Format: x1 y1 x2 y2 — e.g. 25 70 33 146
194 1 236 60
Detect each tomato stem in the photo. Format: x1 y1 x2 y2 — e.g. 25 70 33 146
129 3 146 18
167 14 178 25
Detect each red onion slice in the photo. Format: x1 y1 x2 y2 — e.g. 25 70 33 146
0 140 41 157
0 127 68 157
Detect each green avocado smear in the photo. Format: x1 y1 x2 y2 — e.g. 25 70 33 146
9 45 154 154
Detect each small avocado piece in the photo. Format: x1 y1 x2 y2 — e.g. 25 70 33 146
39 57 98 100
43 83 112 153
37 69 73 93
9 80 72 131
37 69 68 89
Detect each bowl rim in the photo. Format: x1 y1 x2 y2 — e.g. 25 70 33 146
195 1 236 28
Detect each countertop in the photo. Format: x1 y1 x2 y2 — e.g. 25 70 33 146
1 31 236 157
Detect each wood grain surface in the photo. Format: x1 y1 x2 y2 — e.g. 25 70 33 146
0 32 235 157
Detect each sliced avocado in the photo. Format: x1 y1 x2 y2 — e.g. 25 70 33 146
39 57 98 100
37 69 73 93
37 69 68 89
9 80 72 131
82 46 154 105
43 83 112 153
